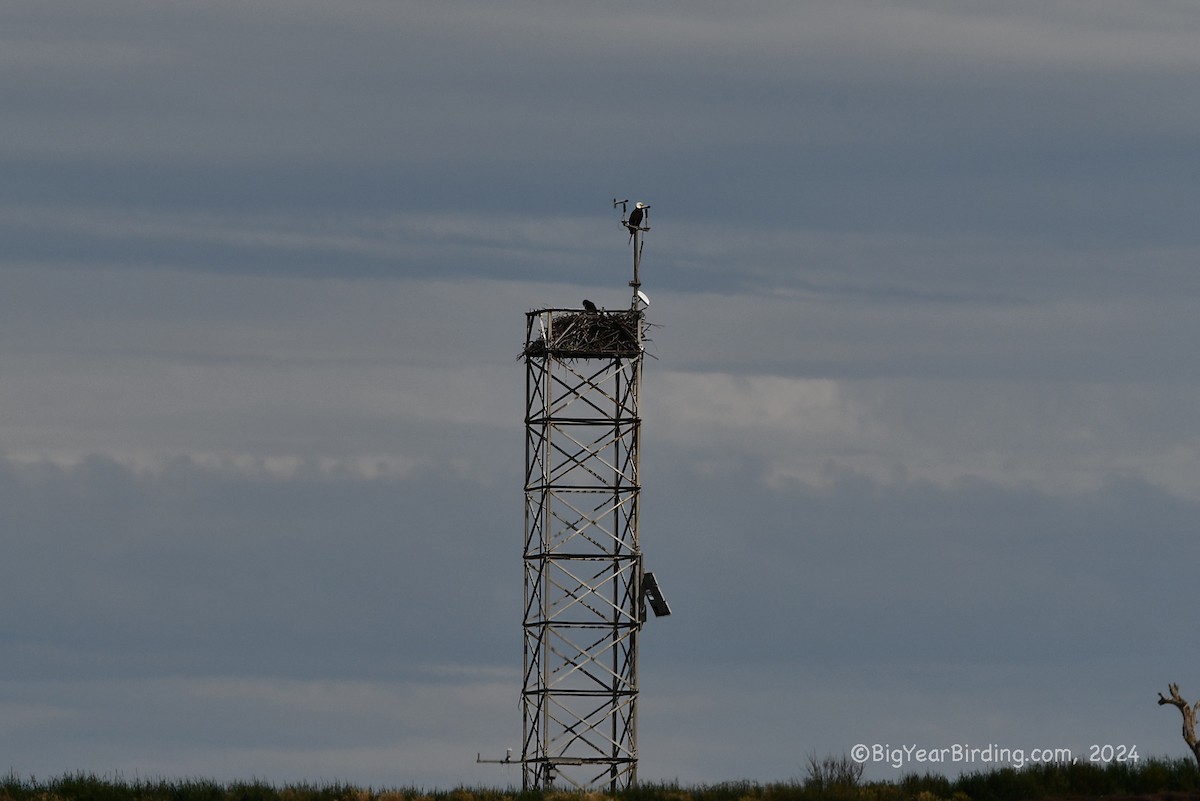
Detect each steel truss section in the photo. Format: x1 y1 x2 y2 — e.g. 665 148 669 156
522 307 646 791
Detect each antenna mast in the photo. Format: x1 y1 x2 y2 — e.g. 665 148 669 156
614 197 650 301
509 199 667 791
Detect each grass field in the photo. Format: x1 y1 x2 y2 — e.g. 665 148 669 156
3 757 1199 801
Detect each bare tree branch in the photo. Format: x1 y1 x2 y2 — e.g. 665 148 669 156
1158 682 1200 769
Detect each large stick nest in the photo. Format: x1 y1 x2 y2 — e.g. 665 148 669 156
524 309 646 359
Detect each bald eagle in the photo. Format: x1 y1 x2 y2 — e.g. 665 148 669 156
582 299 597 312
625 202 648 241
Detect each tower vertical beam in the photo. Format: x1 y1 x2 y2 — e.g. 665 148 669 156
522 306 645 791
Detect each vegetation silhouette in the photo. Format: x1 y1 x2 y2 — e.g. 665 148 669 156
4 758 1200 801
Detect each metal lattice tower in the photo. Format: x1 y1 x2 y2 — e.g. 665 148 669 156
518 201 665 791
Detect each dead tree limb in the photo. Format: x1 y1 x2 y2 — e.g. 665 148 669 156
1158 683 1200 769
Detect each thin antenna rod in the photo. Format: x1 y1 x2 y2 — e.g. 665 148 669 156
632 228 641 290
620 199 649 301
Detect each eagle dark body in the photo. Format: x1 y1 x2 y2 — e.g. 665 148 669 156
625 202 648 242
628 206 645 229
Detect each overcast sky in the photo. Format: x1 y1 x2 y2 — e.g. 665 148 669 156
3 0 1200 789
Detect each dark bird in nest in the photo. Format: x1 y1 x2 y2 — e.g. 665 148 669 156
582 299 598 312
625 202 649 241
